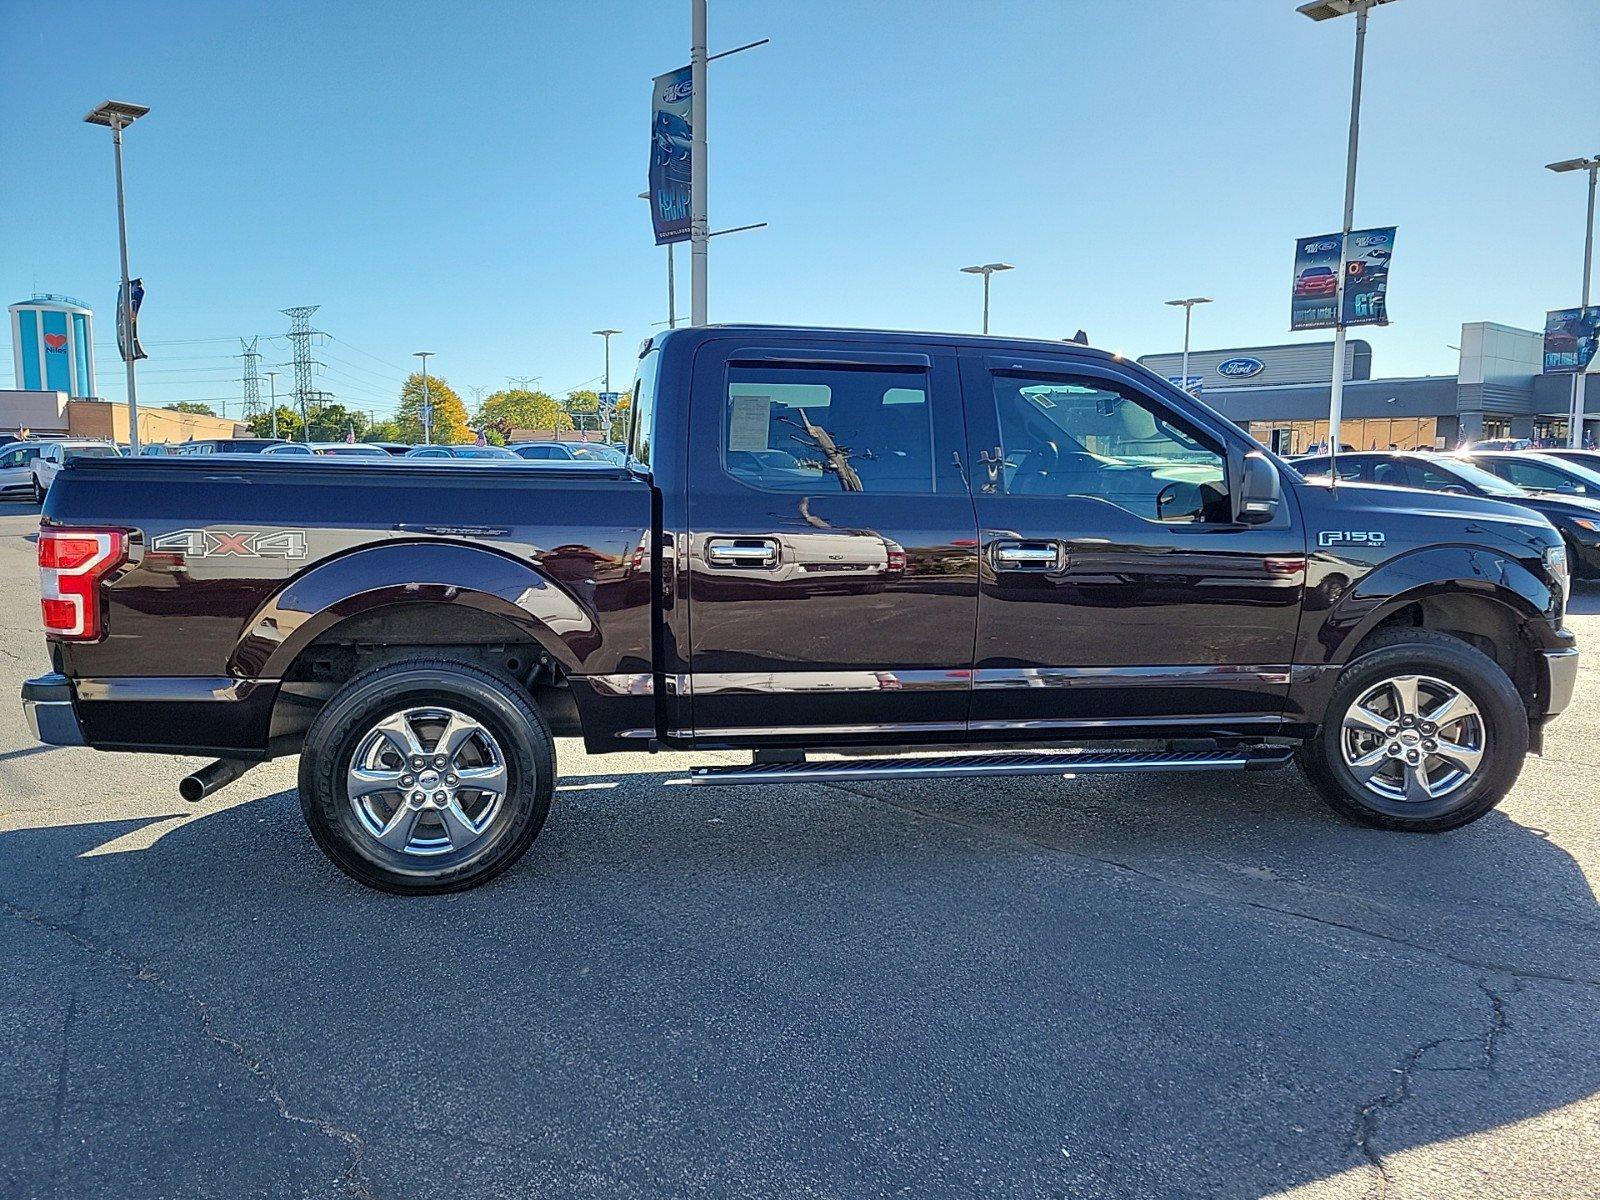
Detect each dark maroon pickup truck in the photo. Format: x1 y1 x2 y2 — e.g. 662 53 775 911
24 325 1579 892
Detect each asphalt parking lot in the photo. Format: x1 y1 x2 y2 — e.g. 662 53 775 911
2 502 1599 1200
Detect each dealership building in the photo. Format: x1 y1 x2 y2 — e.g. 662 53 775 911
1138 321 1596 455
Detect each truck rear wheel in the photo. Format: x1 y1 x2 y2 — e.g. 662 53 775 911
1299 629 1527 832
298 658 554 893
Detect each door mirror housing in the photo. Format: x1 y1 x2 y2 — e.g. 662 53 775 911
1235 452 1280 525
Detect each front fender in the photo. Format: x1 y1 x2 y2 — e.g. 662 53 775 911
229 540 599 679
1303 543 1560 667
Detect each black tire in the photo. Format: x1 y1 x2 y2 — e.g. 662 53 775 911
1299 628 1527 832
31 477 43 504
298 658 554 893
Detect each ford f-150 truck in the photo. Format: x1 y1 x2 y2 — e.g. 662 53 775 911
23 325 1580 893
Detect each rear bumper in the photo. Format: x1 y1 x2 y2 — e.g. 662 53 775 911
21 672 86 746
1543 646 1580 719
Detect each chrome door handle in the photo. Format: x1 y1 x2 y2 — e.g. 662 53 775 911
705 537 780 568
991 540 1066 572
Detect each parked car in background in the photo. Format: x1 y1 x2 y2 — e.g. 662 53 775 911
368 442 413 457
139 443 179 456
0 442 46 497
510 440 627 464
1468 438 1531 452
404 444 520 460
173 438 287 455
1461 450 1600 500
1540 448 1600 474
1292 450 1600 579
30 440 121 501
262 442 392 458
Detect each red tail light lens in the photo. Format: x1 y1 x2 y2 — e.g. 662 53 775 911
39 527 128 640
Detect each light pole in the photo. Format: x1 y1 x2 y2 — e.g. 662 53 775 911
593 329 622 439
640 192 678 328
690 0 708 324
1298 0 1398 470
83 100 150 453
1164 297 1212 394
264 371 280 438
413 351 434 444
1547 154 1600 448
960 263 1014 334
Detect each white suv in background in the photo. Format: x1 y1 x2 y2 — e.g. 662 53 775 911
0 442 49 499
30 440 122 501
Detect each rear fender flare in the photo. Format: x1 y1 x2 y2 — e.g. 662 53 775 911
228 540 596 679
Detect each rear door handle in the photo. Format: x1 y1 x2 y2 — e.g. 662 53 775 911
705 537 780 568
991 539 1066 572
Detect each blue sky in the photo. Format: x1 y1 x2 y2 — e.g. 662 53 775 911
2 0 1595 420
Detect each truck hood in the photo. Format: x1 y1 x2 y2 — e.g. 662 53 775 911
1305 479 1561 540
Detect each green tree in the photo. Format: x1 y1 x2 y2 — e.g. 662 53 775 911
304 403 371 443
164 401 217 417
566 389 627 441
396 372 470 444
368 417 405 443
474 389 573 439
247 406 303 440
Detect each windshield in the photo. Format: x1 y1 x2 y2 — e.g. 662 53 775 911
1442 459 1525 496
64 446 120 460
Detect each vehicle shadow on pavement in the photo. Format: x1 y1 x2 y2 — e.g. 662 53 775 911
3 766 1598 1200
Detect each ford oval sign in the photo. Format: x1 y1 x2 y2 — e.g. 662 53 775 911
1217 356 1266 380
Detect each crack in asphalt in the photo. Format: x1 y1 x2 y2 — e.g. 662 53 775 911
1350 978 1520 1199
823 783 1600 992
0 896 378 1200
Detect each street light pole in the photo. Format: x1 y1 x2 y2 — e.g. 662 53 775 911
1299 0 1396 474
593 329 622 438
1547 154 1600 447
690 0 709 325
84 100 150 453
960 263 1015 334
414 351 434 444
265 371 279 438
1165 297 1213 394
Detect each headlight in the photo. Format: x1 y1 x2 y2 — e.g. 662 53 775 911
1545 542 1571 604
1570 517 1600 532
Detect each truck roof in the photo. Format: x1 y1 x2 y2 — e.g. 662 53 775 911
650 323 1125 362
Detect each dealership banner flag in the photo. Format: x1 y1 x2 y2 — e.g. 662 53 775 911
649 66 693 245
1290 227 1395 331
1543 307 1600 375
117 277 148 362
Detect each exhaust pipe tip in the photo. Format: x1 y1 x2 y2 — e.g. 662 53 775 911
179 757 256 803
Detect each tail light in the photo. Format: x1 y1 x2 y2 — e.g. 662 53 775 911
886 546 907 573
39 527 128 640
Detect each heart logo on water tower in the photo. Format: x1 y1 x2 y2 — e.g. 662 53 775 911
43 334 68 352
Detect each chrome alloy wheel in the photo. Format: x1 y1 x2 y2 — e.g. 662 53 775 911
1339 674 1485 805
346 706 509 857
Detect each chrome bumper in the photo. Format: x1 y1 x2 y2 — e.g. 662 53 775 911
21 672 85 747
1543 647 1580 719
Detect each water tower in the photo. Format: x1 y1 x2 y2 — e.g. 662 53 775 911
9 294 95 398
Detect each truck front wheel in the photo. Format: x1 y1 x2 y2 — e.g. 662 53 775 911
298 658 554 893
1299 629 1528 832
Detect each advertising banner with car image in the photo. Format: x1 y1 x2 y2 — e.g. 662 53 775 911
649 66 693 245
1290 227 1395 331
1542 307 1600 374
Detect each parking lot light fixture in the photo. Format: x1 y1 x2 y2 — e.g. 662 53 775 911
960 263 1014 335
593 330 622 435
1297 0 1399 478
1164 297 1212 394
83 100 150 452
1545 155 1600 448
413 352 434 444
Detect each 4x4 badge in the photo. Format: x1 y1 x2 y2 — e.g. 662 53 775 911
150 528 309 559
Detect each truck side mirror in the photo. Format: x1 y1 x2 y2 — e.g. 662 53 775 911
1236 453 1280 525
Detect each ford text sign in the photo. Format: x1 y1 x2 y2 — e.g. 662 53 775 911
1217 357 1265 380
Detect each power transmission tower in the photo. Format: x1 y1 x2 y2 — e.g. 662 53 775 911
281 305 323 413
238 337 262 419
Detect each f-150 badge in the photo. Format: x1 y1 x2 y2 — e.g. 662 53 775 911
150 529 310 559
1318 530 1386 548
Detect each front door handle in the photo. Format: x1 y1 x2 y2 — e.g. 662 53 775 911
705 537 780 568
991 539 1066 572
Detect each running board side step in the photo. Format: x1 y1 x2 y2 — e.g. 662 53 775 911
686 746 1294 786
